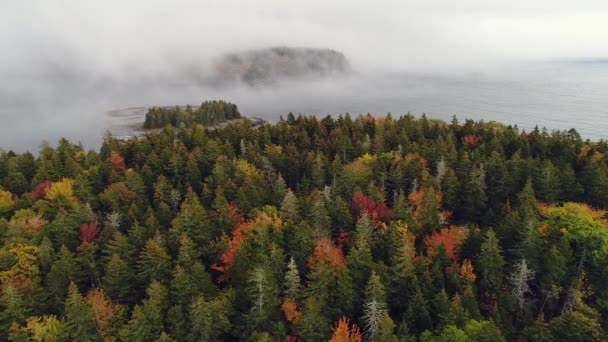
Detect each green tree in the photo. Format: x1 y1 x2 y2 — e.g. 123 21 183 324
137 238 172 285
478 229 504 294
0 285 26 338
62 282 100 341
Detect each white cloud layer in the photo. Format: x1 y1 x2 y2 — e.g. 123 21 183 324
2 0 608 77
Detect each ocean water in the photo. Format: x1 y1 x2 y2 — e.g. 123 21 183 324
1 61 607 152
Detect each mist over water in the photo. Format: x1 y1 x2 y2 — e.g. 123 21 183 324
1 60 608 153
2 1 608 152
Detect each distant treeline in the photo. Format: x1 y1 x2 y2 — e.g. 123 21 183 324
143 100 241 129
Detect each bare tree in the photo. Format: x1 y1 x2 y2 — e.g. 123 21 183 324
509 258 534 310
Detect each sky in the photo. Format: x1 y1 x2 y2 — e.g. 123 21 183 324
2 0 608 78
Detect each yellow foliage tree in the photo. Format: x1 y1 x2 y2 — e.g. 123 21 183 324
0 244 40 289
9 315 64 341
460 259 477 284
44 178 77 205
0 189 15 214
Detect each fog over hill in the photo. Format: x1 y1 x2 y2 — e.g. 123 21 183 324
208 47 351 86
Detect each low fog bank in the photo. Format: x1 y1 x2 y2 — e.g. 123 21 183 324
2 1 608 151
3 59 607 153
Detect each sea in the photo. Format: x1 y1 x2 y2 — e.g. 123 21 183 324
1 61 607 153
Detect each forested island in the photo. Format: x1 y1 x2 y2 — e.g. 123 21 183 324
209 47 351 86
143 100 242 129
1 107 608 341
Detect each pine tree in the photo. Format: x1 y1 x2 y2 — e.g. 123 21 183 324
280 190 300 222
246 265 281 332
362 271 387 342
119 281 166 342
137 238 172 284
46 245 83 303
284 257 301 299
478 229 505 294
0 284 26 337
168 188 210 251
347 214 375 309
406 289 432 334
62 282 100 341
299 297 330 341
102 254 134 303
188 295 230 341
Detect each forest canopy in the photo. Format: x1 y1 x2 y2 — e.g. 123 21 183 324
0 108 607 341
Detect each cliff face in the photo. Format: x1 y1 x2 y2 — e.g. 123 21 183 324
211 47 351 86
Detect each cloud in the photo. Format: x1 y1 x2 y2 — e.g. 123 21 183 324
2 0 608 77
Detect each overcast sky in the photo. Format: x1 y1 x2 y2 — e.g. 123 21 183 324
2 0 608 78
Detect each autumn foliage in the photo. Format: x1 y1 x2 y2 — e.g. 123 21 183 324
211 204 252 281
85 288 125 340
424 226 467 260
79 222 100 243
0 190 15 214
351 192 391 223
44 178 77 205
329 317 362 342
307 237 346 272
30 180 53 200
460 259 477 283
462 134 482 148
0 244 40 290
281 298 302 325
110 151 126 173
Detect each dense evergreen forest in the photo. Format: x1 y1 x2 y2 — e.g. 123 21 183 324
1 109 608 341
143 100 241 129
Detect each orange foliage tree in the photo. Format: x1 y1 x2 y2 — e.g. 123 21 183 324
85 288 125 340
424 226 467 260
212 206 283 282
460 259 477 284
329 317 362 342
307 237 346 272
110 152 126 173
281 297 302 325
462 134 481 148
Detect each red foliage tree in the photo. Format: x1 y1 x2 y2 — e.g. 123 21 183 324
351 192 391 223
31 180 53 200
79 222 100 243
424 226 467 260
211 204 248 282
110 152 126 173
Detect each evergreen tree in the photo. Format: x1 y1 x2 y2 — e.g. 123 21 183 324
62 282 100 341
478 229 505 295
0 285 26 337
137 238 172 284
362 271 388 342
